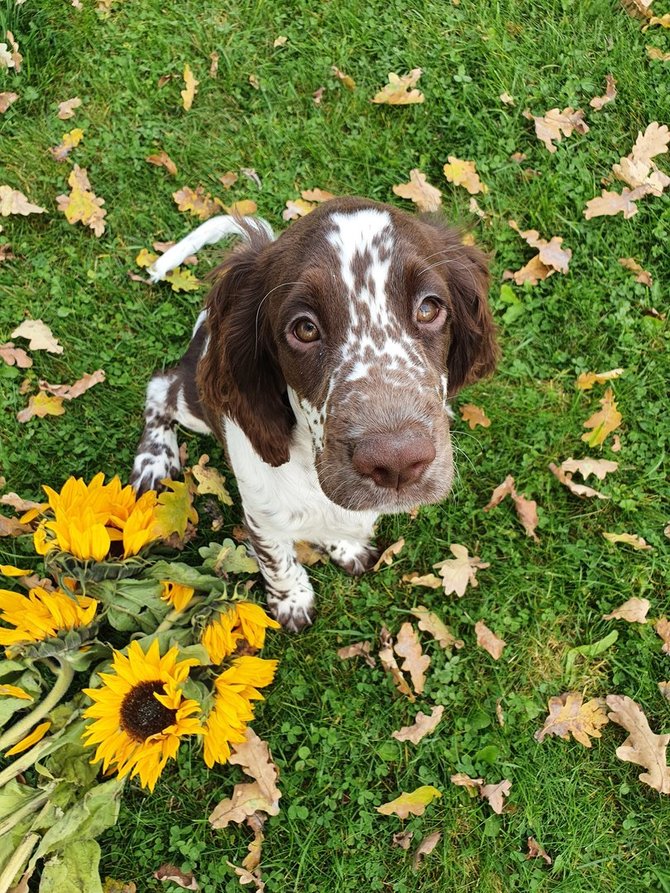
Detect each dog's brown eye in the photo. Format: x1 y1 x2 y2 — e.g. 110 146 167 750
293 319 320 343
416 298 441 324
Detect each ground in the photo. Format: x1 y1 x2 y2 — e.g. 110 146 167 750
1 1 669 891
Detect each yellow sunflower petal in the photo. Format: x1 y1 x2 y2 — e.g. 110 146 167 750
0 683 33 701
0 565 32 577
5 720 51 756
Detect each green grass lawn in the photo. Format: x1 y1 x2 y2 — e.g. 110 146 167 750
1 0 670 890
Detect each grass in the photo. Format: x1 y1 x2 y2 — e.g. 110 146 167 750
1 0 669 890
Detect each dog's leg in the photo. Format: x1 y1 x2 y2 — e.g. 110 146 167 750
326 539 380 576
244 514 316 633
130 372 181 494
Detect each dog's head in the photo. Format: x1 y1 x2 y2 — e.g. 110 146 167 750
198 197 497 513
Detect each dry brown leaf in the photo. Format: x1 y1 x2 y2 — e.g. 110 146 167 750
612 123 670 195
17 393 65 423
0 92 18 113
293 540 327 566
433 544 489 597
191 454 233 505
483 475 539 541
0 515 32 536
450 773 483 791
227 198 257 216
181 63 198 111
57 97 81 119
658 682 670 701
412 831 441 871
0 493 42 513
622 0 653 18
1 31 21 70
649 12 670 26
392 830 414 850
502 254 553 286
376 785 442 818
509 220 572 274
411 605 464 651
379 626 415 701
535 692 609 747
526 837 552 865
392 705 444 744
584 185 651 219
402 571 442 589
372 68 424 105
460 402 491 429
226 813 266 891
479 779 512 814
500 92 515 105
606 694 670 794
394 623 430 694
576 368 624 390
589 74 617 110
56 165 106 236
0 342 32 368
524 106 589 153
248 74 260 90
0 186 46 217
469 197 490 221
209 729 281 828
656 618 670 653
392 169 442 212
647 45 670 61
559 457 618 480
273 34 288 47
337 641 376 668
549 462 608 500
313 86 325 104
153 864 198 890
372 537 405 571
581 387 622 447
173 186 224 221
300 187 335 203
146 150 177 176
39 369 105 400
475 621 506 660
443 157 488 195
219 171 238 189
331 65 355 90
11 319 63 354
49 128 84 162
602 531 651 550
208 51 219 78
282 198 316 220
618 257 652 286
484 475 516 509
603 597 650 623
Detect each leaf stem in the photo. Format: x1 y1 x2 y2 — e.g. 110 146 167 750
0 658 74 753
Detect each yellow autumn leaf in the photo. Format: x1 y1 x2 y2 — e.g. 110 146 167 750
372 69 424 105
602 532 652 551
173 185 224 221
136 248 159 269
181 63 199 111
581 387 622 447
376 785 442 818
153 479 198 539
16 392 66 423
443 156 488 195
227 199 257 216
576 368 624 390
56 164 106 236
49 127 84 162
164 267 201 292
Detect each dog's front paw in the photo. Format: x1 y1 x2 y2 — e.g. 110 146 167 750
328 541 380 576
267 589 316 633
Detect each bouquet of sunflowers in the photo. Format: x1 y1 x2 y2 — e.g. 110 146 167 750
0 472 280 893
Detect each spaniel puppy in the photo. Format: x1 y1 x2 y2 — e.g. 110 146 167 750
131 197 497 631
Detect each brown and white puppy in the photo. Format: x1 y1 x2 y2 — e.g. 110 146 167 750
131 197 497 630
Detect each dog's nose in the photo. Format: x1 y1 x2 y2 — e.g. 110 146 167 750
352 433 436 490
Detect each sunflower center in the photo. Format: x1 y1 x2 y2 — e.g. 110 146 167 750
120 680 177 741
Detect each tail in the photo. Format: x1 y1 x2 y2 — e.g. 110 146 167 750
148 214 275 283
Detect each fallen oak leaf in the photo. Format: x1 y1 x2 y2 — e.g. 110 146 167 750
602 531 651 551
16 393 65 423
372 537 405 571
581 387 622 447
376 785 442 818
392 830 414 850
379 626 415 701
294 541 327 566
584 185 651 219
209 729 281 827
411 605 464 651
483 476 539 541
372 68 424 105
443 156 488 195
0 185 46 216
474 621 506 660
56 164 106 236
0 342 32 368
535 692 609 747
523 106 589 153
39 369 105 400
433 544 489 597
153 479 198 540
508 219 572 274
606 694 670 794
153 864 198 890
622 0 653 19
559 457 618 480
479 779 512 814
192 454 233 505
526 837 552 865
164 267 201 293
647 45 670 60
331 65 355 90
549 462 608 500
576 368 624 390
499 91 515 105
659 682 670 701
460 402 490 429
589 74 617 110
227 198 257 216
393 169 442 212
619 257 652 286
337 641 376 668
219 171 238 188
11 319 63 354
57 96 81 119
603 597 650 623
656 619 670 653
146 150 177 176
502 254 552 286
0 515 32 536
301 188 336 202
282 198 316 220
649 12 670 25
483 474 516 509
612 122 670 195
49 127 84 162
394 623 430 694
402 571 441 589
412 831 441 871
392 704 444 745
0 92 18 113
181 63 198 111
173 185 224 221
0 493 43 512
450 773 483 792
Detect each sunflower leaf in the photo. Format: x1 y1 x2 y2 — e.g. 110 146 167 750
38 838 104 893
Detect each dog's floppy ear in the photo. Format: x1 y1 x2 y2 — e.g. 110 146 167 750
197 233 294 466
420 218 498 395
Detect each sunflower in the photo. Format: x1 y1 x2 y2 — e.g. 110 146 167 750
200 601 280 664
161 581 195 613
82 639 203 791
202 655 277 768
32 474 160 562
0 585 98 650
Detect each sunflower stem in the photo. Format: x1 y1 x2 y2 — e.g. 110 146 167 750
0 736 55 788
0 790 49 839
154 607 184 634
0 831 39 893
0 658 74 753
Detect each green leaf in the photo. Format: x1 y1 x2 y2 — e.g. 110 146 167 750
148 560 228 593
199 540 258 575
153 479 198 539
499 283 525 325
565 630 619 681
39 839 103 893
95 579 169 633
